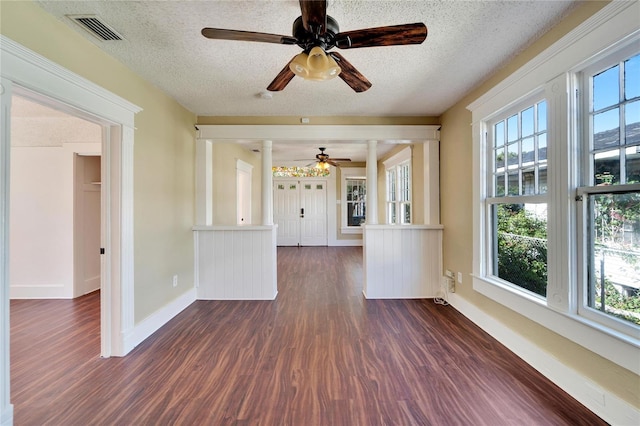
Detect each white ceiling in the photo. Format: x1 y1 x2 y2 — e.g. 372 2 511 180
27 1 578 163
35 0 579 118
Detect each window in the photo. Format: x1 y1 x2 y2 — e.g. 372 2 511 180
385 150 412 224
469 2 639 372
578 49 640 333
487 99 548 297
340 168 366 233
346 178 366 227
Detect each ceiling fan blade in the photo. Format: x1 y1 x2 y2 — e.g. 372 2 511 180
267 57 297 91
201 28 297 45
299 0 327 34
335 23 427 49
330 158 352 162
327 160 340 167
329 52 372 93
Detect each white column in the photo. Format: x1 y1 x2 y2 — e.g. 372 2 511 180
195 139 212 226
261 140 273 225
366 140 378 225
423 140 440 225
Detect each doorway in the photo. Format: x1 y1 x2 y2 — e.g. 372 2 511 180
273 179 327 246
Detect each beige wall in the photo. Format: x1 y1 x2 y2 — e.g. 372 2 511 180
211 143 262 225
1 1 197 322
440 0 638 408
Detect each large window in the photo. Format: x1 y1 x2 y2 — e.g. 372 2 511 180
579 49 640 333
470 2 639 372
487 99 548 297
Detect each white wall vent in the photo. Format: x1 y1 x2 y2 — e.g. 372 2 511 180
67 15 123 41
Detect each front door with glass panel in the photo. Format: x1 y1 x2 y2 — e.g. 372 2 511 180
273 180 327 246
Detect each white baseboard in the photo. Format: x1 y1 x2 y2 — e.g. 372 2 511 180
125 287 196 353
1 404 13 426
10 284 70 299
328 240 363 247
448 293 640 426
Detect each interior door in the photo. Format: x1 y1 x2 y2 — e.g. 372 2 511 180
273 181 301 246
273 179 327 246
300 181 327 246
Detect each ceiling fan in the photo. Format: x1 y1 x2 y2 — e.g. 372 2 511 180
201 0 427 92
309 147 351 168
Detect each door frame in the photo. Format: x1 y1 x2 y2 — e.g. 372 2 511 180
1 36 141 371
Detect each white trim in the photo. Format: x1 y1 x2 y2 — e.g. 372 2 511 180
198 124 440 142
0 78 14 426
126 288 196 351
1 36 141 361
341 167 367 233
467 1 640 373
383 146 412 169
448 293 640 426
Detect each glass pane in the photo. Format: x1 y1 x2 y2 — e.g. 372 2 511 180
389 203 397 224
594 149 620 185
495 147 505 171
401 203 411 224
538 133 547 161
537 101 547 132
507 114 518 142
625 54 640 100
494 203 548 297
304 184 311 190
507 142 519 167
626 100 640 145
522 137 534 166
495 121 505 147
593 108 620 150
593 64 620 111
588 192 640 327
626 146 640 184
508 171 519 196
522 169 535 195
521 106 534 137
495 174 505 197
538 166 547 194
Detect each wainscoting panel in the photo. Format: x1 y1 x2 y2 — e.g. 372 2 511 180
194 225 277 300
363 225 443 299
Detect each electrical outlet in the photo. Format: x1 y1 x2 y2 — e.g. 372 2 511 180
172 274 178 287
457 272 463 284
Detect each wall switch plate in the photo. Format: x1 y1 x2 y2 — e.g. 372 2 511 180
172 274 178 287
457 272 463 284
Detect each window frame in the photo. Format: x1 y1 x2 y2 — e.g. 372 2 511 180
485 94 549 297
340 167 366 234
384 147 412 224
576 44 640 336
467 1 640 374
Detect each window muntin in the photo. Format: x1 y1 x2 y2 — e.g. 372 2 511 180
487 98 548 297
581 51 640 332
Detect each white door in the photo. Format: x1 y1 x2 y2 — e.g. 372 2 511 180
273 179 327 246
300 181 327 246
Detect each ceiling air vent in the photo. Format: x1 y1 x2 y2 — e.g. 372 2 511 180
68 15 123 41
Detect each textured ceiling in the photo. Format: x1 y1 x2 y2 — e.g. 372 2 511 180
35 0 579 118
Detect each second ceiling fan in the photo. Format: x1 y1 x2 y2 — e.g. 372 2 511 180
201 0 427 92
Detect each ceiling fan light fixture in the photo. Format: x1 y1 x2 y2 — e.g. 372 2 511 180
289 46 341 82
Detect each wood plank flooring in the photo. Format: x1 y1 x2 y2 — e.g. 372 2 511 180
10 246 605 425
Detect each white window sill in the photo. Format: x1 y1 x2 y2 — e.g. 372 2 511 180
472 275 640 374
341 227 363 235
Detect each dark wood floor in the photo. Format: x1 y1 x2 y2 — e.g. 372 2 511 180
11 246 604 425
